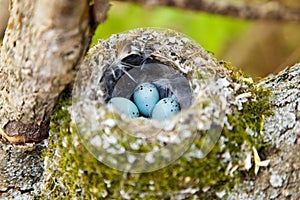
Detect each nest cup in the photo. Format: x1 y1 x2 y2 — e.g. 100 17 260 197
72 28 229 172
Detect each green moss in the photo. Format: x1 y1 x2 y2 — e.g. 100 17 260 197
41 64 273 199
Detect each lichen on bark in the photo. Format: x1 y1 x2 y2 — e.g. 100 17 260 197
228 64 300 200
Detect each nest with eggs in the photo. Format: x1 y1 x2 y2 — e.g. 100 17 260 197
71 28 234 172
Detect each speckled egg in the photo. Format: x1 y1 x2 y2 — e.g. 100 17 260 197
108 97 139 118
133 82 160 117
151 98 180 120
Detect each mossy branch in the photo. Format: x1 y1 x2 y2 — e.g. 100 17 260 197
39 63 300 200
40 29 300 199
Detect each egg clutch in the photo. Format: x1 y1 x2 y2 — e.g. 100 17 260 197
100 43 192 121
109 82 181 120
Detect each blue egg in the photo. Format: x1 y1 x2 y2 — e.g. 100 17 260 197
108 97 139 118
151 98 180 120
133 82 159 117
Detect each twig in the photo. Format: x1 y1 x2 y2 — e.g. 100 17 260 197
115 0 300 22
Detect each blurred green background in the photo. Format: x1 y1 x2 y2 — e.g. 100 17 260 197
93 2 300 79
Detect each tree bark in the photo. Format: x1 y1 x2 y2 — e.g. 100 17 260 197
0 142 45 198
0 0 92 144
0 0 109 197
228 64 300 199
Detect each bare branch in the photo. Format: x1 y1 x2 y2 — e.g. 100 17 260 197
0 0 109 144
116 0 300 22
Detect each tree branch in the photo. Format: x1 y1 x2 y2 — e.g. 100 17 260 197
0 0 108 144
116 0 300 22
0 0 110 196
229 63 300 199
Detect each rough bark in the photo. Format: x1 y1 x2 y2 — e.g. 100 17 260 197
0 0 92 143
0 142 45 198
117 0 300 22
228 64 300 199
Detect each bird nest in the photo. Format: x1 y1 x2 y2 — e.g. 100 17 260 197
71 28 233 172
